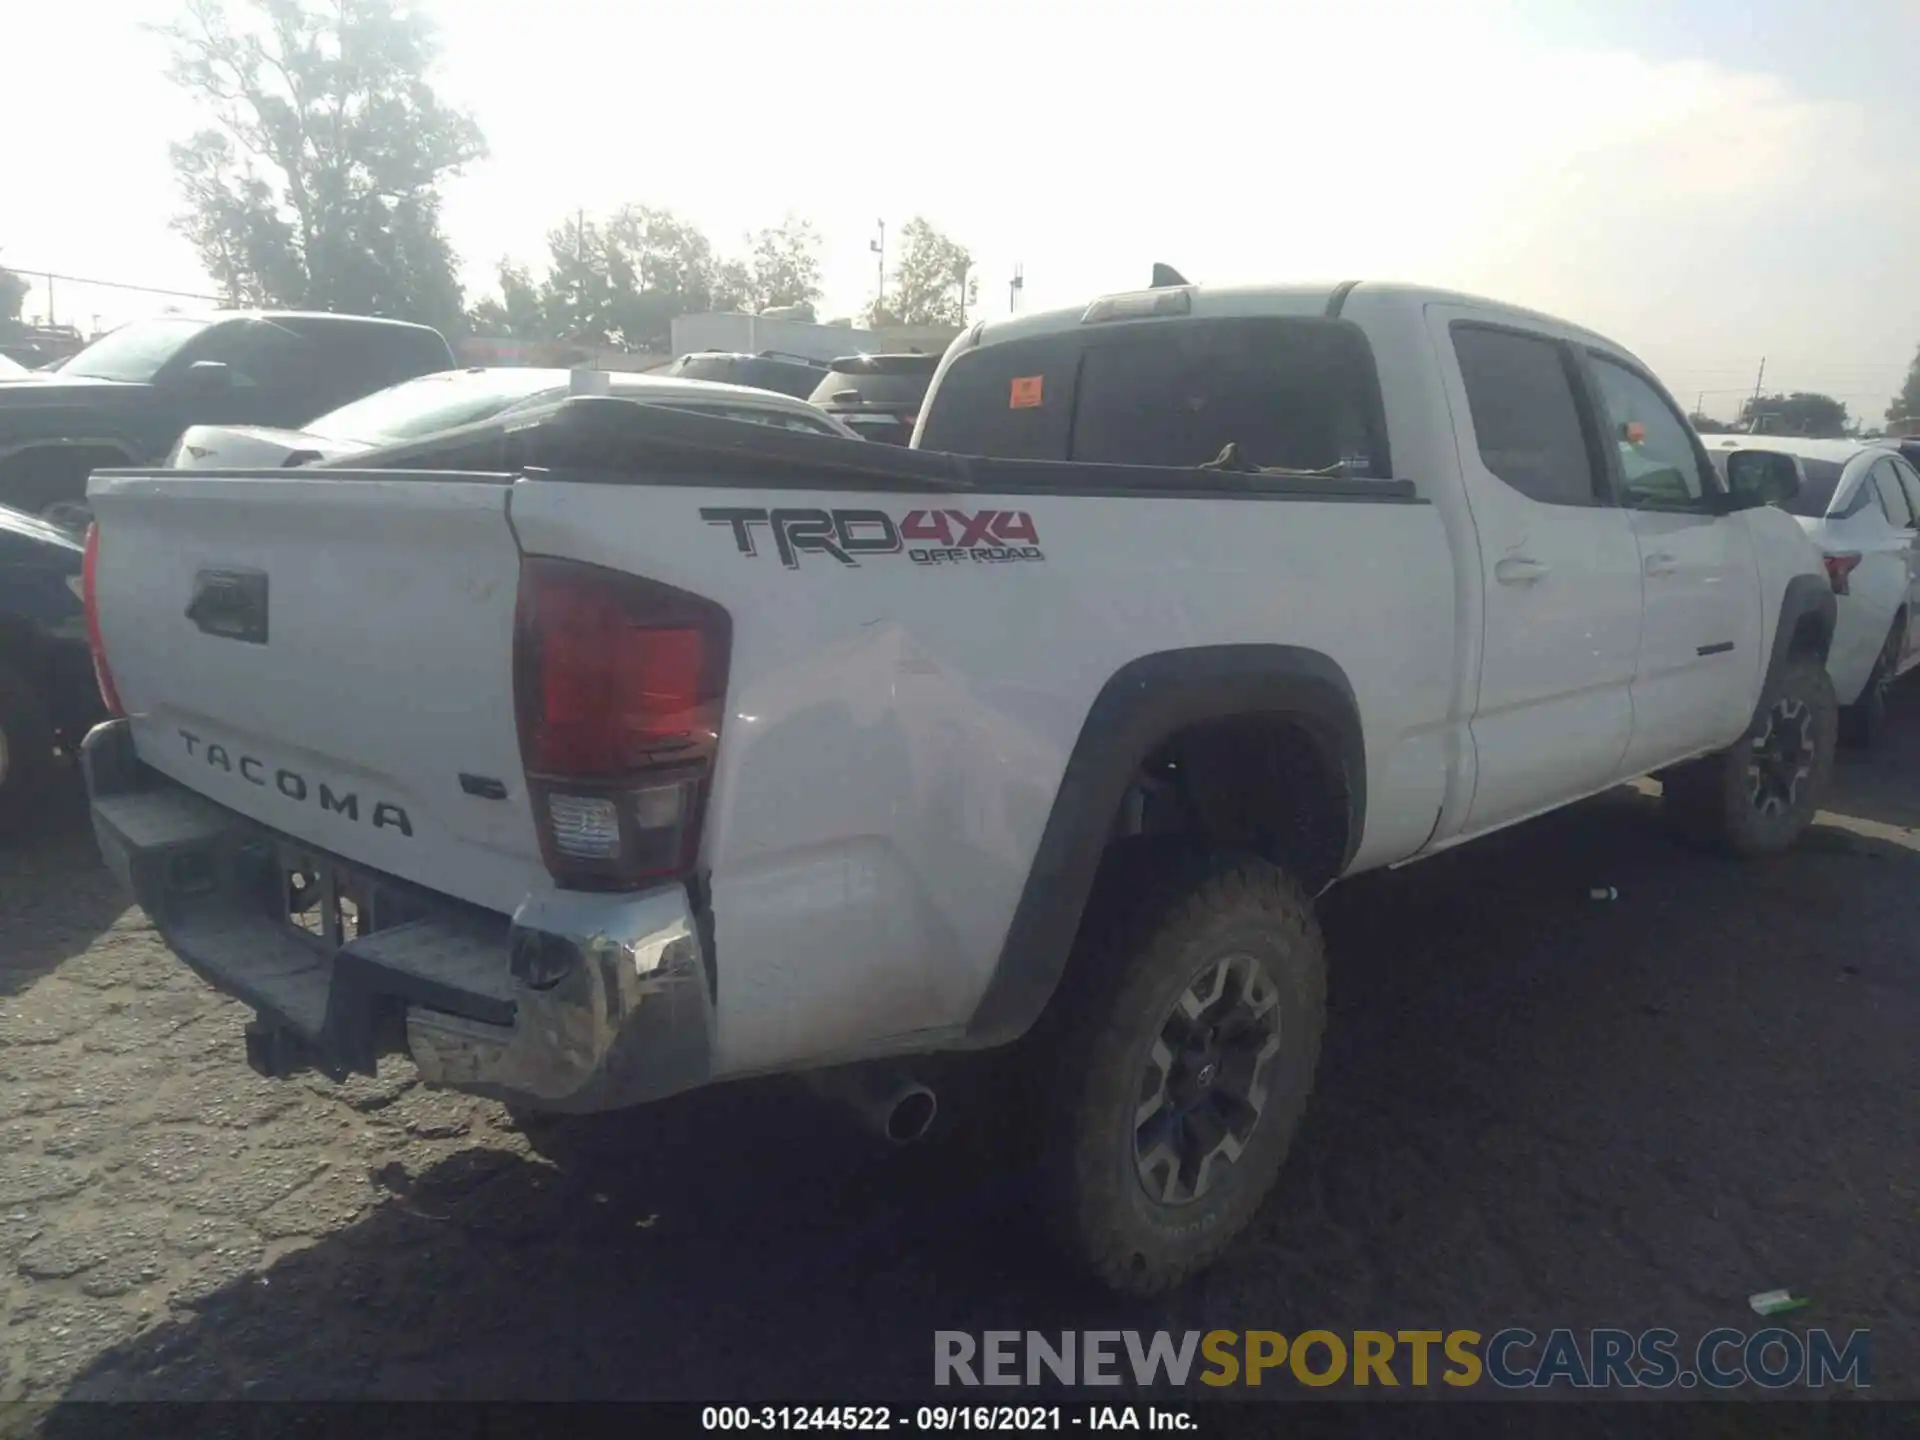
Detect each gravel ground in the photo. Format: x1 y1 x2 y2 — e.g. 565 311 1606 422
2 693 1917 1412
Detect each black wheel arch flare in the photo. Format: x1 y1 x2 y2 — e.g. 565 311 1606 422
963 644 1366 1047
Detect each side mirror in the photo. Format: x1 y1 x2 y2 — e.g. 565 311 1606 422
1724 449 1799 511
179 360 232 393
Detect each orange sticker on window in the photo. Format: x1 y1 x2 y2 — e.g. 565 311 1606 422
1009 375 1044 409
1625 421 1646 444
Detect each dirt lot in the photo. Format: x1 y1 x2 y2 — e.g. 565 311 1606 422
2 695 1917 1408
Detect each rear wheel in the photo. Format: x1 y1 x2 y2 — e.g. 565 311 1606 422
0 666 56 835
1664 653 1837 856
1038 852 1326 1295
1840 619 1903 750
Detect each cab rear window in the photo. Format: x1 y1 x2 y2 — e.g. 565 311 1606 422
917 317 1390 477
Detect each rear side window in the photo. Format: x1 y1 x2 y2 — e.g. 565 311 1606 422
1450 326 1598 507
1797 460 1856 518
1892 456 1920 521
917 318 1388 476
1870 459 1914 528
284 321 455 419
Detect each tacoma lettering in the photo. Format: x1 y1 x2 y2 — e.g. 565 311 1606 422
176 729 409 837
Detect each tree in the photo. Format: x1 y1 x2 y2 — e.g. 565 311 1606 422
602 205 716 349
465 260 545 339
0 264 27 334
1739 391 1849 438
155 0 486 334
1689 412 1733 435
872 217 976 328
538 213 619 344
709 257 755 314
467 204 827 348
1889 344 1920 434
742 215 823 313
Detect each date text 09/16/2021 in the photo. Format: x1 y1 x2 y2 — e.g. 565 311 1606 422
701 1406 1193 1432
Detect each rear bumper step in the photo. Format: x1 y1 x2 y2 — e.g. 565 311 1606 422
82 719 716 1113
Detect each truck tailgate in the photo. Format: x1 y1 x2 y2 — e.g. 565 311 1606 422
87 470 544 913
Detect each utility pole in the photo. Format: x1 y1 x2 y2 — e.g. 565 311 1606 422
574 208 587 333
45 272 54 327
1748 356 1767 424
870 220 886 318
955 258 970 325
1009 262 1024 315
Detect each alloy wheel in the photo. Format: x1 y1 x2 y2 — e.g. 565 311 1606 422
1133 952 1283 1206
1747 696 1815 817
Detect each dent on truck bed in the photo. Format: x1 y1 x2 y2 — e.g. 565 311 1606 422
962 644 1365 1047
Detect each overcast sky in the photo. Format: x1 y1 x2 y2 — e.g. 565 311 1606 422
6 0 1916 421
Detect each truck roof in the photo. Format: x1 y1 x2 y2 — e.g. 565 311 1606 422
967 280 1624 358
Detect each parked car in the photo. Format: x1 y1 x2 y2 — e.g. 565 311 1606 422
0 502 102 826
0 311 455 527
1708 435 1920 744
78 279 1835 1297
170 366 861 469
809 352 941 445
657 351 829 400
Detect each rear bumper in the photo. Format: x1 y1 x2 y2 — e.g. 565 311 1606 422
82 719 714 1114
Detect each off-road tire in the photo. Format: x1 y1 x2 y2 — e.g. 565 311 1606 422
0 665 57 836
1839 619 1902 750
1663 652 1837 857
1038 851 1326 1296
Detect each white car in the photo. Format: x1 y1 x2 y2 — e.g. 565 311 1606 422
1709 436 1920 744
167 365 860 468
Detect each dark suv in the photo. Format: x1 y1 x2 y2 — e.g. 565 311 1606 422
0 503 102 826
0 311 454 526
808 352 942 446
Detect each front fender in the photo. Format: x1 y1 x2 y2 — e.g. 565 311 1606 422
1763 572 1838 692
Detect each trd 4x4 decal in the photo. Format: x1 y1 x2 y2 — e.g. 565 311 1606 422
700 507 1045 570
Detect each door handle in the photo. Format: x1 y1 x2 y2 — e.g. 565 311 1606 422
1494 556 1549 585
1644 551 1678 578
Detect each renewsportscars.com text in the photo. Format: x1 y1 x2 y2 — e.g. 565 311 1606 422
933 1328 1871 1391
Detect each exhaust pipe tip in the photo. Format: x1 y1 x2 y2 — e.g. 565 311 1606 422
804 1065 939 1145
883 1085 937 1144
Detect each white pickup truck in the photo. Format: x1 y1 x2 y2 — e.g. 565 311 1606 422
81 280 1838 1295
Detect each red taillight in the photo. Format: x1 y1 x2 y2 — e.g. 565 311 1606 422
81 523 124 717
1823 552 1862 596
513 557 731 891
